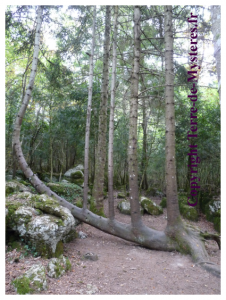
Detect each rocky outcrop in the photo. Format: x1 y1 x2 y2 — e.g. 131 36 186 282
12 264 47 294
6 192 79 258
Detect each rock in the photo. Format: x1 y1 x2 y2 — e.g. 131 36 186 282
12 264 47 294
6 194 79 258
117 200 131 215
140 197 163 215
47 255 71 278
64 165 84 177
6 180 32 196
86 284 98 294
117 200 144 215
180 204 198 221
78 231 87 239
146 187 157 197
61 179 69 183
205 199 221 222
83 252 98 261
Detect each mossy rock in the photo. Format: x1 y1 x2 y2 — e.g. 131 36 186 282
140 197 163 215
160 197 167 208
89 198 105 217
198 191 214 213
205 200 221 222
71 170 84 179
12 264 47 294
117 200 144 215
5 180 31 197
180 204 198 221
47 255 71 278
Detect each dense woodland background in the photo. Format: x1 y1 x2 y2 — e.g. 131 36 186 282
5 5 220 204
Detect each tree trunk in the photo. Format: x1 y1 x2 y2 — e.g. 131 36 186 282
83 6 96 210
164 5 180 229
128 6 143 229
92 6 111 212
108 6 118 220
210 6 221 104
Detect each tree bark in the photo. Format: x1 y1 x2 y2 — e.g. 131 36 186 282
83 6 96 210
108 6 118 220
164 5 180 229
128 6 143 229
92 6 111 212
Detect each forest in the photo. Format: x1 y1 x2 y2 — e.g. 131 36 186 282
5 5 221 295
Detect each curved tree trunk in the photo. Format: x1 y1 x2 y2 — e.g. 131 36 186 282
11 5 220 278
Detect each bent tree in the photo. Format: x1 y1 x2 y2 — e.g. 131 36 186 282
12 5 220 278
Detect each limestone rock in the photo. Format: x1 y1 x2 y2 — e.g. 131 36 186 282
47 255 71 278
64 164 84 177
12 264 47 294
6 193 79 258
117 200 144 215
140 197 163 215
6 180 32 196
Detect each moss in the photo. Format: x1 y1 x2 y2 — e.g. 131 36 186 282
46 182 83 202
70 170 83 179
65 257 72 271
12 276 31 295
140 197 163 215
146 187 157 196
160 197 167 208
180 204 198 221
5 201 23 227
55 241 64 258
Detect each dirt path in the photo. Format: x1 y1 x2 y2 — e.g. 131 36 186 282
5 196 221 295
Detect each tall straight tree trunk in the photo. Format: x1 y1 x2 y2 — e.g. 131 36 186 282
83 6 96 210
92 6 111 211
164 5 180 228
128 6 142 229
108 6 118 220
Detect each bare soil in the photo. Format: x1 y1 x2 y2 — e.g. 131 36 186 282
5 195 221 295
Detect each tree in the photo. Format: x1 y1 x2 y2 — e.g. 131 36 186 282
92 6 111 213
10 5 220 278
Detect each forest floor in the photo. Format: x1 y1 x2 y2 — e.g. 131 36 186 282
5 195 221 295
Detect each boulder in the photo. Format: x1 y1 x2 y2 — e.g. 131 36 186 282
117 200 144 215
205 199 221 222
12 264 47 294
64 165 84 177
47 255 71 278
6 193 79 258
140 197 163 215
6 180 32 196
160 197 167 208
179 204 198 221
117 192 126 199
